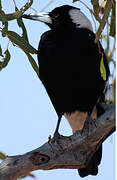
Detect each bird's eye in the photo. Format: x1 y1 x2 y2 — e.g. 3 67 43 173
54 14 59 18
52 13 59 19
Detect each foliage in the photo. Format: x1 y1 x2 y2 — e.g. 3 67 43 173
0 152 6 160
0 0 39 78
0 48 10 70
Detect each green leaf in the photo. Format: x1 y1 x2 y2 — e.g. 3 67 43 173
100 54 106 81
0 48 11 71
17 17 29 42
0 9 6 22
0 152 6 160
2 21 8 37
25 52 40 79
7 31 37 54
15 4 29 43
21 172 35 178
27 173 35 178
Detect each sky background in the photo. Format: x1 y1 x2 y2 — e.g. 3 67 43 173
0 0 115 180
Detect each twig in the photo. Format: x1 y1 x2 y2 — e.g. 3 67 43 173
12 0 17 8
79 0 101 23
95 0 112 43
40 0 55 12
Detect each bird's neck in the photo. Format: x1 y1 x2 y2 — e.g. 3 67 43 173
51 27 94 38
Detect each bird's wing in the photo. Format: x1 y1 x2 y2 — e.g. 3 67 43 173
38 29 109 116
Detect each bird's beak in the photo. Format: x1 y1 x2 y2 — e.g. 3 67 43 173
22 12 52 24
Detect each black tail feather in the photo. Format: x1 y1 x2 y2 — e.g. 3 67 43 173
78 145 102 177
78 104 104 178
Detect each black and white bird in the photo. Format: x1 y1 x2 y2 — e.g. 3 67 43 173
22 5 110 177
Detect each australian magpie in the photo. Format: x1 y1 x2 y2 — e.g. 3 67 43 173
22 5 110 177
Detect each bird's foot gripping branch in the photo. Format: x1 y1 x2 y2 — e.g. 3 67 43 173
0 104 115 180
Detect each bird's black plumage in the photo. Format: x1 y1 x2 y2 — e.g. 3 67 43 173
38 28 109 115
22 5 110 177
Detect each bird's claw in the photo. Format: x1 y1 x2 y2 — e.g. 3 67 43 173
53 132 61 141
52 132 64 150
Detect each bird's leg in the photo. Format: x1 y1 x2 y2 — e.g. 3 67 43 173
53 115 62 139
51 115 65 151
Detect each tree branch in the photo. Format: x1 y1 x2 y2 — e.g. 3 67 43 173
95 0 112 43
0 104 115 180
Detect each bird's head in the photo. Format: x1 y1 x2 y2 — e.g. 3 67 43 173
22 5 92 31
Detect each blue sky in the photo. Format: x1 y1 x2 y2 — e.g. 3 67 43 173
0 0 115 179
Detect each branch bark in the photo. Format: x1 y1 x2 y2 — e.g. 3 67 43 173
0 104 115 180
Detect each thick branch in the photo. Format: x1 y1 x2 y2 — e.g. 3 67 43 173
0 104 115 180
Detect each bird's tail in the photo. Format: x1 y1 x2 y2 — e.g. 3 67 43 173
78 104 104 177
78 145 102 177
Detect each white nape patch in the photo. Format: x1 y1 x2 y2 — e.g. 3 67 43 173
69 9 93 31
29 12 52 24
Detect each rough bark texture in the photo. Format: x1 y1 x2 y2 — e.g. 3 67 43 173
0 104 115 180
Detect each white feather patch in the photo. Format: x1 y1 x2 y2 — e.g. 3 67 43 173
69 9 93 31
